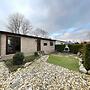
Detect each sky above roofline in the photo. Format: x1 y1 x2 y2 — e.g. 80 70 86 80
0 0 90 42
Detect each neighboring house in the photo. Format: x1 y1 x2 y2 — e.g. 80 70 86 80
0 31 56 60
55 40 66 45
56 40 79 45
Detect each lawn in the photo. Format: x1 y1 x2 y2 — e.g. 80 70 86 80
48 54 79 71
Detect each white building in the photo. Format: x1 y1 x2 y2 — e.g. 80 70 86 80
0 31 56 60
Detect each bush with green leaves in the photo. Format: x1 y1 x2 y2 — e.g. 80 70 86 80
83 44 90 70
13 52 24 65
34 52 39 57
69 44 83 54
55 44 83 54
55 45 65 52
24 55 36 62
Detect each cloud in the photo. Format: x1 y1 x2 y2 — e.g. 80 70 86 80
0 0 90 41
54 28 90 41
42 0 90 30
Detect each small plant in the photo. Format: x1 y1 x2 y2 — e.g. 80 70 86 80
24 55 35 62
83 44 90 70
34 52 39 57
5 53 41 72
13 52 24 65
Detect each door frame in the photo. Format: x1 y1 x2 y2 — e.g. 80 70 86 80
37 39 41 51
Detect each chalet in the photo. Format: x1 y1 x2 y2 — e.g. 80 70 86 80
0 31 56 60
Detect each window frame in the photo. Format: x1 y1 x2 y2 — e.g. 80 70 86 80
50 41 53 46
6 35 21 54
44 43 47 46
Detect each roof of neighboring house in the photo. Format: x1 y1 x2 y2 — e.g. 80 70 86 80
0 31 56 41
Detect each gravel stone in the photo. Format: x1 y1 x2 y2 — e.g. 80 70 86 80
0 55 90 90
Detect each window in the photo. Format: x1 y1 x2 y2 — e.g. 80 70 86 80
44 43 47 46
6 35 21 54
50 41 53 46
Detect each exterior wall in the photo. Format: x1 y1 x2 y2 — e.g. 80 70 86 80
41 40 55 54
0 33 55 60
21 37 37 55
0 34 15 60
0 33 1 56
1 34 6 56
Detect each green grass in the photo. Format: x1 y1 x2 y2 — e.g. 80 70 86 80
48 54 79 71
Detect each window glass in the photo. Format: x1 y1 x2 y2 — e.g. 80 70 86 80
44 43 47 46
50 41 53 46
6 35 20 54
7 36 14 53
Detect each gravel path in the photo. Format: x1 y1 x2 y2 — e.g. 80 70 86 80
0 62 10 90
0 55 90 90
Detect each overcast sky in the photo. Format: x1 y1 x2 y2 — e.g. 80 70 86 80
0 0 90 41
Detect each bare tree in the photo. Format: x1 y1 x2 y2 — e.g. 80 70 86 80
7 13 32 34
21 19 32 35
34 28 49 38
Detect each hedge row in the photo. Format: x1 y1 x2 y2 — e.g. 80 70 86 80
55 43 90 70
55 44 83 54
83 44 90 70
55 44 65 52
69 44 83 54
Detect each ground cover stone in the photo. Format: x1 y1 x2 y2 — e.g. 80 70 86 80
0 55 90 90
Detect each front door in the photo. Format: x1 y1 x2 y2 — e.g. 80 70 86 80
37 39 41 51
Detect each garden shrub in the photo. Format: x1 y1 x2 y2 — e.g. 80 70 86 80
34 52 39 57
13 52 24 65
83 44 90 70
55 45 65 52
5 59 24 72
55 44 83 54
24 55 36 62
69 44 83 54
79 45 85 59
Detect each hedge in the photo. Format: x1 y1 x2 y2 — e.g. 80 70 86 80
55 44 83 54
55 44 65 52
55 43 90 70
83 44 90 70
69 44 83 54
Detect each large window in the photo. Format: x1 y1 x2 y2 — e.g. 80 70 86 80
6 35 21 54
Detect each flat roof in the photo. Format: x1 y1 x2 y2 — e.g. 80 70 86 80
0 31 56 41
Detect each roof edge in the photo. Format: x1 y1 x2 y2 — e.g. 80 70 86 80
0 31 56 41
